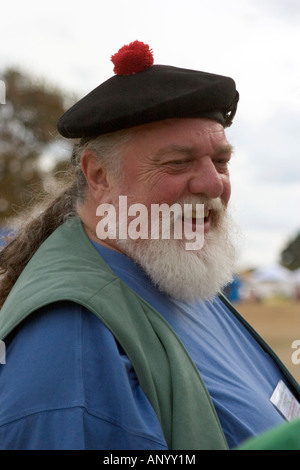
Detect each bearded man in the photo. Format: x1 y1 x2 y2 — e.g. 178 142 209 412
0 41 299 450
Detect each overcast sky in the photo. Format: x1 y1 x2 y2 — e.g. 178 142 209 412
1 0 299 270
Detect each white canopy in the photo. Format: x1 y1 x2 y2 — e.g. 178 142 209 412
251 264 292 283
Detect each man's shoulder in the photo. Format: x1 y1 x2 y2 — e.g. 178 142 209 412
0 300 167 450
0 219 126 340
0 301 123 422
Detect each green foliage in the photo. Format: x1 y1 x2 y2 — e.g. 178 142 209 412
0 68 71 223
280 232 300 271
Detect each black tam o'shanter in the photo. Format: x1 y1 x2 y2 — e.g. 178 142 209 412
57 40 239 139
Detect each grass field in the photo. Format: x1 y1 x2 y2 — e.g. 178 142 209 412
234 300 300 384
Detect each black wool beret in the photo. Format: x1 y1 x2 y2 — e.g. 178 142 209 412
57 41 239 139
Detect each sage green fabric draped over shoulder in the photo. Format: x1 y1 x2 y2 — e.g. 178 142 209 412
0 217 228 450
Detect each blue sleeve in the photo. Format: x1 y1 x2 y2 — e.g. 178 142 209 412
0 301 167 450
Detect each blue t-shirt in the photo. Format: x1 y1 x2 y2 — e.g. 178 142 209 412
0 240 287 449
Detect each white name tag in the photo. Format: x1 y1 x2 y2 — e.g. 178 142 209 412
270 380 300 421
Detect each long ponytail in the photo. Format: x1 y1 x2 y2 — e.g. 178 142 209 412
0 127 133 308
0 181 77 307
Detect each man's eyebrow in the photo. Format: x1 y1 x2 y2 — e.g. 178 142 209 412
153 143 234 160
213 143 235 157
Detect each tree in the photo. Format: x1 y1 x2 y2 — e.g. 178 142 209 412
0 68 73 224
280 232 300 271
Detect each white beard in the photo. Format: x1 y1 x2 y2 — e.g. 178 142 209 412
116 198 240 303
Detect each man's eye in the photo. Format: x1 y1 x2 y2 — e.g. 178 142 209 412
214 159 230 172
169 160 189 166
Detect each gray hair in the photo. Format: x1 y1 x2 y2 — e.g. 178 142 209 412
71 128 135 203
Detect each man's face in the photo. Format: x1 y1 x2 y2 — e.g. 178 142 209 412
116 118 232 234
103 118 238 302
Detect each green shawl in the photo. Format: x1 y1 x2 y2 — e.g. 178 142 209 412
1 218 299 449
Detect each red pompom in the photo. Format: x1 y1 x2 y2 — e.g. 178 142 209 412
111 40 154 75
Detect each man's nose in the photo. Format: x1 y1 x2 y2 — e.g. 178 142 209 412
188 157 224 199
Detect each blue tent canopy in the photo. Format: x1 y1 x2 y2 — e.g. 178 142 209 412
0 227 14 247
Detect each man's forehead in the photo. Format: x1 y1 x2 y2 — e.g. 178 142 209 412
127 118 229 153
131 117 226 140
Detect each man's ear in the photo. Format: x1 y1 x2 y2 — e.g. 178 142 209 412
81 150 112 201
